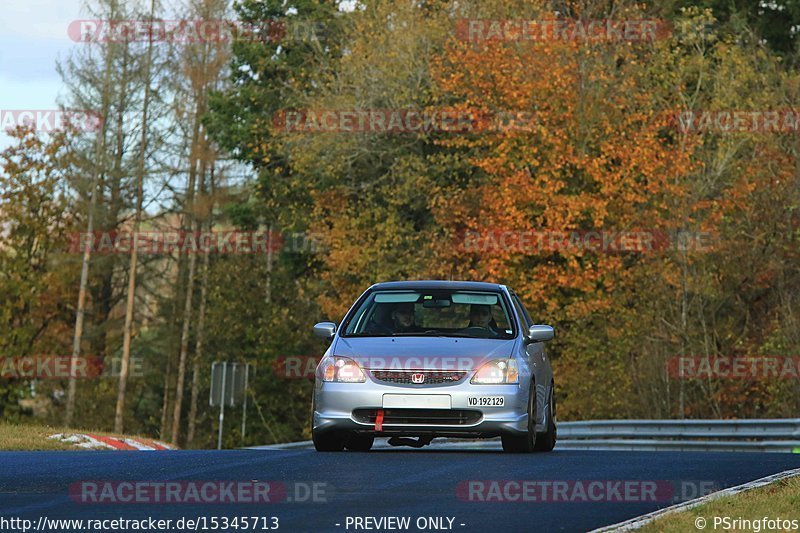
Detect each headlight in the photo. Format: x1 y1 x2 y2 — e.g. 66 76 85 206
471 359 519 384
318 356 366 383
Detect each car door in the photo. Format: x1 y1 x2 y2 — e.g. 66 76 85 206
510 291 551 428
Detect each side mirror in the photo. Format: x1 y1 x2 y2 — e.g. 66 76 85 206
313 322 337 339
526 324 554 343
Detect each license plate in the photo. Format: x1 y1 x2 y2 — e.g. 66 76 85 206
382 394 451 409
467 396 505 407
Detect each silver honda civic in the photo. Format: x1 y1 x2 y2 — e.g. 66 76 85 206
311 280 556 453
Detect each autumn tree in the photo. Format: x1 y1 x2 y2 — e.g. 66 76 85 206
0 126 78 419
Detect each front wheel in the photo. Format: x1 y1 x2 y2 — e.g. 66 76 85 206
502 383 536 453
533 384 556 452
345 433 374 451
312 429 346 451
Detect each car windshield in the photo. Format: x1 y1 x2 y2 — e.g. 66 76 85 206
342 290 515 339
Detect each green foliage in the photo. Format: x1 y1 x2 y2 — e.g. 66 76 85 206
0 127 78 419
4 0 800 445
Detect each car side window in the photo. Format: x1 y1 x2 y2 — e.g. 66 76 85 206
511 294 533 328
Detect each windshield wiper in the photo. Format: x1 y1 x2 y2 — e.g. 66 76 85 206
391 331 477 338
346 331 507 339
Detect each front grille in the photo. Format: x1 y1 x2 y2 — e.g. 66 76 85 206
371 370 467 385
352 408 482 426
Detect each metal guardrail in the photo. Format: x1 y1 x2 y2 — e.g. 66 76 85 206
255 419 800 453
558 419 800 453
557 439 800 453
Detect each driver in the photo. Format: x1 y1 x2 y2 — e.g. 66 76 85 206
391 302 423 333
465 304 499 337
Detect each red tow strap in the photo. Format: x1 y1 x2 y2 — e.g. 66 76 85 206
375 409 384 431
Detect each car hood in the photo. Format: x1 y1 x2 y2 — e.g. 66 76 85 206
333 336 516 370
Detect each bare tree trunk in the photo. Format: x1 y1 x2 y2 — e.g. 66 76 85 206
185 267 206 446
160 137 194 443
171 221 198 446
168 0 228 446
171 162 203 445
160 224 186 440
65 144 101 427
159 350 173 439
187 161 214 446
266 222 273 303
92 39 132 363
115 0 156 433
170 110 204 446
64 2 116 425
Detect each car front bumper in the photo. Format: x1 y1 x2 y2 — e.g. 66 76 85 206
313 379 531 438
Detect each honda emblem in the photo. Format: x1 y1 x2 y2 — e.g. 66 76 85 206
411 372 425 384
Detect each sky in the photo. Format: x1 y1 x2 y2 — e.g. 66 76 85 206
0 0 359 151
0 0 92 149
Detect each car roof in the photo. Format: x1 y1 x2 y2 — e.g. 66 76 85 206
368 280 507 292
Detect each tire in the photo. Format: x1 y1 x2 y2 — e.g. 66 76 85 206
312 429 346 451
533 384 556 452
501 383 537 453
345 433 374 451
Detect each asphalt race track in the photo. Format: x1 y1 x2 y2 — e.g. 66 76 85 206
1 446 799 532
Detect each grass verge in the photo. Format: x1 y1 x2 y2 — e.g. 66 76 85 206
0 422 160 451
639 474 800 532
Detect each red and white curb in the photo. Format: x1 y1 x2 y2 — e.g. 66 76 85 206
591 467 800 531
49 433 175 451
